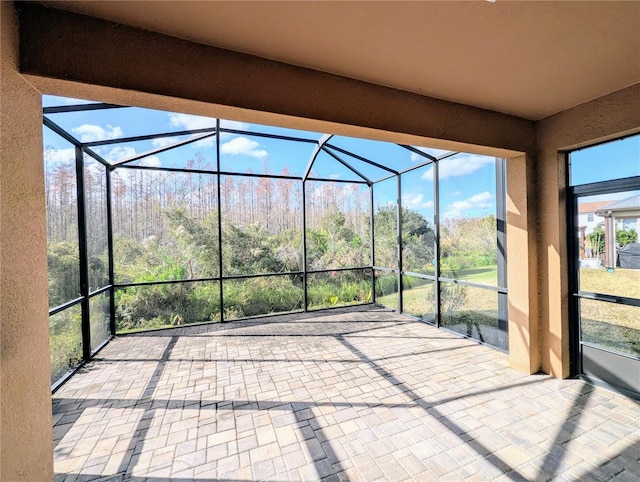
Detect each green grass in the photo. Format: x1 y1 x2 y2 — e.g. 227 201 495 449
579 268 640 320
581 315 639 358
578 268 639 357
376 266 498 311
441 266 497 284
377 265 640 357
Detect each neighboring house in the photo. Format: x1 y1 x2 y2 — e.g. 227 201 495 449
595 194 640 240
578 196 640 266
579 197 640 238
578 200 610 236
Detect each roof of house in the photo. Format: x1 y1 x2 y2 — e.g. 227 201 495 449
600 194 640 212
578 201 611 215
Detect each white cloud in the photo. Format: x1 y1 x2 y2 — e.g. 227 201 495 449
138 156 161 167
44 95 96 105
421 154 494 181
195 137 215 148
220 136 268 160
169 113 217 130
410 146 452 162
85 160 104 175
152 137 180 148
106 147 162 168
168 114 250 147
443 191 493 218
44 147 75 164
105 146 136 163
168 113 217 147
402 192 434 210
72 124 123 142
220 119 250 131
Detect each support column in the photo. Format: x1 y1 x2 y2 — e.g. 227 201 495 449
506 153 541 374
0 2 54 480
604 215 616 269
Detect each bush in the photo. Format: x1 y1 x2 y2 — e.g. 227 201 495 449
223 276 303 319
308 275 371 309
617 227 638 246
50 308 82 383
47 241 81 307
375 273 398 296
587 225 638 255
115 282 221 332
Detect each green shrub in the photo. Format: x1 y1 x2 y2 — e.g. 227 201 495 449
617 227 638 246
308 276 371 309
375 274 398 296
115 282 221 332
223 277 303 319
50 308 82 383
587 225 638 254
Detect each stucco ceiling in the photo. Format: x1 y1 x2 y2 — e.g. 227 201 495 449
39 1 640 120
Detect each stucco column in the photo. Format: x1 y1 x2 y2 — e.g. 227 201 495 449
506 154 541 374
1 2 54 480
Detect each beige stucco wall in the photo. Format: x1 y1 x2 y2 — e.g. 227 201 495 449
0 2 54 480
536 83 640 378
506 154 541 374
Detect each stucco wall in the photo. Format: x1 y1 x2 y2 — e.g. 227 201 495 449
0 2 54 480
536 83 640 378
506 154 541 374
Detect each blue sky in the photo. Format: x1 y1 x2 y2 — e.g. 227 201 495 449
42 94 513 222
570 135 640 186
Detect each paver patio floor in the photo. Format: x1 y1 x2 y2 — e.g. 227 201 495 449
53 306 640 481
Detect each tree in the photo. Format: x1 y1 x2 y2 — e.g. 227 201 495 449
373 206 435 273
586 225 606 256
616 227 638 246
47 241 80 307
440 215 497 272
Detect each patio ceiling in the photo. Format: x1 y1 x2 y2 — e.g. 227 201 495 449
38 1 640 121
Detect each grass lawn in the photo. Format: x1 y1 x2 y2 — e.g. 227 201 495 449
377 265 640 357
578 268 639 357
579 267 640 309
377 266 498 317
581 307 639 357
441 266 498 285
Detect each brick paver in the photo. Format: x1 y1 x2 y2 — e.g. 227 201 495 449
53 306 640 481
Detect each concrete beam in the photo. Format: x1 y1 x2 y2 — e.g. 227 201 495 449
17 3 535 156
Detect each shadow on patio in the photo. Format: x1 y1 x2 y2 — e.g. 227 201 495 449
52 306 640 481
